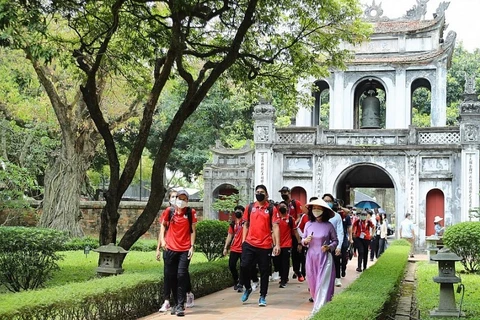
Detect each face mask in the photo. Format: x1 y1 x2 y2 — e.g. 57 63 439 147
255 193 266 202
234 211 242 219
312 209 323 217
279 207 287 214
327 202 333 209
281 194 289 201
169 196 176 206
360 215 367 221
176 199 187 209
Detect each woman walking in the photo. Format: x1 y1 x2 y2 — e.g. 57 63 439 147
301 198 338 315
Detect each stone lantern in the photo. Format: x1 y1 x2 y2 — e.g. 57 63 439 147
425 235 441 261
430 248 464 317
93 243 128 277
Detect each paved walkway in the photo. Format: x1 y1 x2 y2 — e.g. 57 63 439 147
140 256 378 320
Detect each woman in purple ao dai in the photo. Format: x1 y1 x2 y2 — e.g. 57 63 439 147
302 198 338 315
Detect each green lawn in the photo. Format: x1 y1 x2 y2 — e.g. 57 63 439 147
416 261 480 319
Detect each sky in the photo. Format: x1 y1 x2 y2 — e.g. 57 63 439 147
360 0 480 51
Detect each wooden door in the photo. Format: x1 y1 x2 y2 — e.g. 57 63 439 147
291 187 307 206
426 189 444 236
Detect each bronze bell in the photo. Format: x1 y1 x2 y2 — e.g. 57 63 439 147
361 89 381 129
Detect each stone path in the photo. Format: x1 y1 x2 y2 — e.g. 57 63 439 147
139 256 376 320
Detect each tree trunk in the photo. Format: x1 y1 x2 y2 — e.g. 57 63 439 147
38 133 95 237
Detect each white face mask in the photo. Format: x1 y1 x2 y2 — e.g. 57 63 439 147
175 199 187 209
312 209 323 218
169 196 176 206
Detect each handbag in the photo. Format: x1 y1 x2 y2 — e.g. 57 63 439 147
347 243 354 260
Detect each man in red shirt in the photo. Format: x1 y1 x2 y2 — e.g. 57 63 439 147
223 205 245 292
156 189 197 317
278 186 304 281
275 201 302 288
240 184 280 307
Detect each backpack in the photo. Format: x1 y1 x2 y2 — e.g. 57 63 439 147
247 202 275 229
167 206 193 234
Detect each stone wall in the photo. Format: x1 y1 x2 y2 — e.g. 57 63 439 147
80 201 204 239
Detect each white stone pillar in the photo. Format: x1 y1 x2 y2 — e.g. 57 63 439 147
391 68 408 129
432 59 447 126
331 71 345 129
461 147 480 222
253 103 276 197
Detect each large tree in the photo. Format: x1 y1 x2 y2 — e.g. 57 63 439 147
4 0 369 252
0 2 144 236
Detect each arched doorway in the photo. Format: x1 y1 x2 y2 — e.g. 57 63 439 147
212 184 239 221
291 186 307 206
426 189 444 236
333 163 396 223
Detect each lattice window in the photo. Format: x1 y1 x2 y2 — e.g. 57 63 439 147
277 133 315 144
418 132 460 144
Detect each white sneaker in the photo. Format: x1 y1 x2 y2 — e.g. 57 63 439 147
251 281 259 292
335 278 342 287
159 300 170 312
186 292 194 308
272 271 280 281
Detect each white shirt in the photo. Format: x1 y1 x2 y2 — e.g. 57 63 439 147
400 218 414 238
329 212 344 250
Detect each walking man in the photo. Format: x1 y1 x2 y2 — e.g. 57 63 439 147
278 186 304 281
240 184 280 307
223 205 245 292
400 213 415 258
156 189 197 317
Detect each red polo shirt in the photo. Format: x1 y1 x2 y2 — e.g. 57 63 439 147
228 220 243 253
278 214 296 248
353 219 374 241
160 207 197 252
243 201 280 249
297 213 309 234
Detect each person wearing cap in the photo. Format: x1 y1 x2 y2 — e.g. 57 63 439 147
301 198 338 315
156 189 197 317
352 210 375 272
223 205 246 292
278 186 304 282
240 184 280 307
434 216 444 236
400 212 415 258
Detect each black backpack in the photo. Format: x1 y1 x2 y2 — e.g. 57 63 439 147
167 206 193 233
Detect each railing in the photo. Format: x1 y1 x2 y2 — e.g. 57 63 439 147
274 127 461 146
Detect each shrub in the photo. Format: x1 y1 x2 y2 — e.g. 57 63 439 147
130 239 157 251
63 236 100 250
0 227 67 292
195 220 229 261
443 221 480 273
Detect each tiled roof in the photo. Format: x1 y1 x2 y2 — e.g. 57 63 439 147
373 17 441 34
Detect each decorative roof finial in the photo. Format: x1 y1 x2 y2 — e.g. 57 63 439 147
404 0 429 20
364 0 386 22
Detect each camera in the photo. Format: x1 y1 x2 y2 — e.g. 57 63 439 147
332 199 340 212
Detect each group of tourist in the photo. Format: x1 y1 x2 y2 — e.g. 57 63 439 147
155 185 400 317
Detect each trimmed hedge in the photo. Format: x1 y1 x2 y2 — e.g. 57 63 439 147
0 258 231 320
312 240 410 320
62 237 158 252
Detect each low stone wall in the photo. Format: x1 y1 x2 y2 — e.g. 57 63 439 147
80 201 204 239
